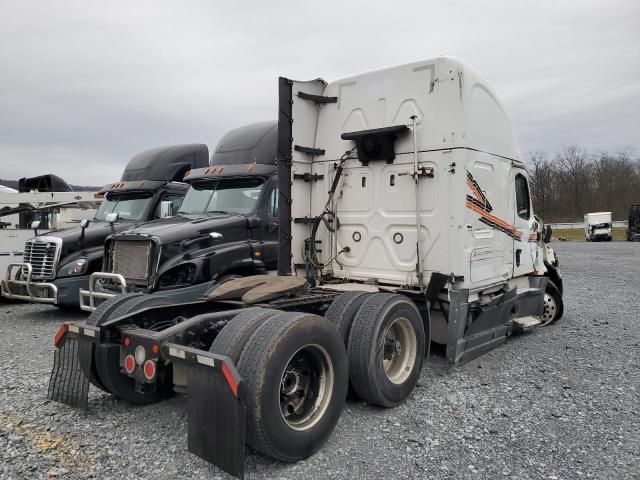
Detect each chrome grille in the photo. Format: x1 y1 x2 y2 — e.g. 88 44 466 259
111 240 153 285
24 237 62 280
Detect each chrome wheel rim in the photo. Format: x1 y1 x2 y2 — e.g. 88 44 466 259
540 292 557 325
382 317 417 384
279 344 334 432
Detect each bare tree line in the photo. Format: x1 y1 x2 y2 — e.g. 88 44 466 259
527 147 640 222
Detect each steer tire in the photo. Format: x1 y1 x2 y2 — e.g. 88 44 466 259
540 280 564 326
348 293 425 408
324 291 370 400
238 311 348 462
209 308 279 363
79 293 144 392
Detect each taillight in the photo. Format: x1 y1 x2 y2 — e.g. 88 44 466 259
143 360 156 380
123 337 130 347
124 355 136 374
152 344 159 354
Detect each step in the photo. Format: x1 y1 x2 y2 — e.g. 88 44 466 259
513 315 541 330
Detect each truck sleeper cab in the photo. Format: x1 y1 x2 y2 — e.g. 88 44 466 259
49 58 564 479
80 122 280 311
1 144 207 308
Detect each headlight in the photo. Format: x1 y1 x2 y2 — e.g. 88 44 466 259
59 258 89 277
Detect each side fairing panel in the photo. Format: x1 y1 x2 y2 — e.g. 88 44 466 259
462 153 514 286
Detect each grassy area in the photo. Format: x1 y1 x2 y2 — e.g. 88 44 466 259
552 227 627 242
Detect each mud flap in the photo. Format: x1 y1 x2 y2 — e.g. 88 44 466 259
180 348 246 479
47 335 90 410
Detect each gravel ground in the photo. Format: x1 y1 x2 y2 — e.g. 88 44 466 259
1 241 639 480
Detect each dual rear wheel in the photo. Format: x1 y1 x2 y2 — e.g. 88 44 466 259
208 293 426 461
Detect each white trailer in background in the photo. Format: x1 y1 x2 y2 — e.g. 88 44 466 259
584 211 612 241
0 189 99 296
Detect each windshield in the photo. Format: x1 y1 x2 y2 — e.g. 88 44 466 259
179 177 265 215
94 192 154 222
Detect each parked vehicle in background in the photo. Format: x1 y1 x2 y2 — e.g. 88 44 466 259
80 121 279 311
584 211 612 241
49 57 564 479
627 204 640 241
1 175 100 296
1 144 207 308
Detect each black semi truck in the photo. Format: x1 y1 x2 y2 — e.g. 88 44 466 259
1 144 207 308
80 121 279 311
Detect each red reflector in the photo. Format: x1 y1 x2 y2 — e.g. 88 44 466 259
143 360 156 380
152 344 159 354
124 355 136 374
123 337 130 346
54 325 66 346
221 362 238 397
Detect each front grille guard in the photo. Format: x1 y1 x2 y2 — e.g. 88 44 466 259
0 262 58 304
79 272 127 312
23 237 62 280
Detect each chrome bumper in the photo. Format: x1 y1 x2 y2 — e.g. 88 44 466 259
1 263 58 304
79 272 127 312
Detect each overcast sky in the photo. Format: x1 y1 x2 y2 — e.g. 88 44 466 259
0 0 638 184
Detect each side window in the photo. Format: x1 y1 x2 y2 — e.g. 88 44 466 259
515 174 531 220
154 193 184 219
267 187 279 218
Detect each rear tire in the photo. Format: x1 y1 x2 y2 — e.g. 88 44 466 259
94 294 175 404
348 294 425 408
540 280 564 325
324 291 369 400
324 291 369 344
238 312 347 461
209 308 279 363
79 293 145 392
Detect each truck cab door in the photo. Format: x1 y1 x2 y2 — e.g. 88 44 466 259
254 176 279 269
512 168 536 276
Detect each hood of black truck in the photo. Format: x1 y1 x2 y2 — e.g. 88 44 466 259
43 221 138 259
110 214 248 246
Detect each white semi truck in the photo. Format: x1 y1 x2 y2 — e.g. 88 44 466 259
48 57 564 479
584 211 613 241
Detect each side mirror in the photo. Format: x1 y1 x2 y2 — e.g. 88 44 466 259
543 225 552 243
159 201 173 219
80 219 91 229
105 213 119 224
30 220 41 235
